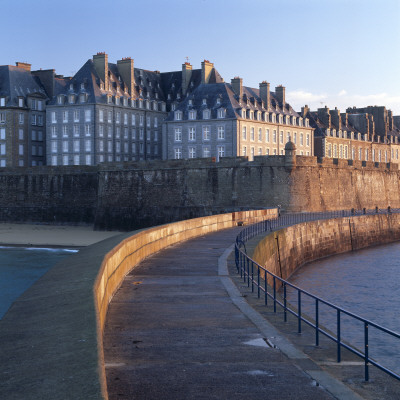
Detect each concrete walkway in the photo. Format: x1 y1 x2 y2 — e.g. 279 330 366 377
103 228 361 400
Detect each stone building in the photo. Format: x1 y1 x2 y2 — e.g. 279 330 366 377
0 63 47 167
164 61 314 160
45 53 167 166
305 105 400 163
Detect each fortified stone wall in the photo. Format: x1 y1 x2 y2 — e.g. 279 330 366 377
252 213 400 289
0 156 399 230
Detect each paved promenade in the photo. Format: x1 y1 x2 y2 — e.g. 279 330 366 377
103 228 362 400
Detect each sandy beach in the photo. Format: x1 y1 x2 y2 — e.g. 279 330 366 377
0 223 123 247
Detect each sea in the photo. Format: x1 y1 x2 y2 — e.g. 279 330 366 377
286 241 400 375
0 246 78 319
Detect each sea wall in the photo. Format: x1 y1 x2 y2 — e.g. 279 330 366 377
252 213 400 288
0 156 400 230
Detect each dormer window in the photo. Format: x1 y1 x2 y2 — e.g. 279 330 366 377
123 97 128 106
217 108 226 119
155 92 159 99
202 98 207 106
358 133 361 140
216 98 221 106
299 118 303 127
100 83 104 90
80 83 85 90
0 97 5 107
115 97 120 106
285 115 289 124
326 129 330 136
271 114 276 123
177 93 181 100
189 110 196 120
292 116 296 125
162 103 166 112
69 83 74 91
279 115 283 124
305 119 309 127
171 103 176 111
153 102 158 111
139 99 143 108
18 98 24 107
146 100 150 109
332 129 336 137
249 111 254 120
68 94 75 104
58 95 63 105
107 95 112 104
188 99 193 106
203 109 210 119
264 112 269 122
175 110 183 120
343 130 347 138
80 93 87 103
168 94 171 100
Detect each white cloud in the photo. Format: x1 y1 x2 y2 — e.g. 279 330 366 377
338 90 347 96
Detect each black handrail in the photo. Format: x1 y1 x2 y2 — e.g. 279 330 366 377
235 208 400 381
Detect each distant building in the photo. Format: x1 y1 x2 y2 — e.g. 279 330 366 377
305 105 400 163
0 63 47 167
164 61 314 160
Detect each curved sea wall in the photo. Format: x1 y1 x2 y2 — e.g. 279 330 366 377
252 213 400 288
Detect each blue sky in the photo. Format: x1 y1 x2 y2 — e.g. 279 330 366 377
3 0 400 113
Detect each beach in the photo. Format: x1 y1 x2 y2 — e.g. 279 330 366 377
0 223 123 247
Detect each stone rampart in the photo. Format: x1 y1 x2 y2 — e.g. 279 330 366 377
1 157 400 230
252 213 400 289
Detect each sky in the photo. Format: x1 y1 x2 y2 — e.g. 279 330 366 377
2 0 400 114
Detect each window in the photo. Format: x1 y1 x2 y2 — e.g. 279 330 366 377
84 110 91 122
154 131 158 141
203 110 210 119
68 95 75 104
131 128 136 140
51 141 57 153
250 127 255 141
175 111 183 121
116 141 121 153
273 130 277 143
63 111 68 123
203 126 210 140
124 127 128 139
18 129 24 140
74 155 80 165
286 131 290 143
258 128 262 141
265 129 270 143
85 125 90 136
243 146 247 156
300 132 304 145
359 147 362 160
31 115 37 125
147 116 151 127
139 115 144 126
99 140 104 152
85 155 91 165
37 115 43 126
115 97 120 106
73 140 80 152
0 112 5 123
73 125 79 136
31 99 37 110
99 125 104 137
293 132 297 144
0 98 5 107
154 117 158 128
146 130 151 141
258 147 262 155
124 113 128 125
132 114 136 125
174 127 182 142
74 110 79 122
266 148 270 155
189 110 196 120
124 142 128 153
116 127 120 138
0 144 5 155
188 146 196 158
62 141 69 152
271 114 276 123
116 112 121 124
62 126 68 137
306 133 310 146
188 127 196 141
63 155 69 165
131 143 136 153
51 155 57 165
251 147 255 159
108 111 112 123
279 131 283 144
217 145 225 159
344 146 348 159
339 145 343 159
217 126 225 140
139 128 144 140
203 147 210 157
365 149 369 161
18 144 23 155
19 113 24 124
242 126 247 140
51 126 57 138
108 126 113 138
217 109 225 119
174 147 182 159
108 141 112 152
85 140 91 152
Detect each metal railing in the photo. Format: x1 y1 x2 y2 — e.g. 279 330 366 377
235 208 400 381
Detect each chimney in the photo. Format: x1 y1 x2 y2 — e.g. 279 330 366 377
182 62 192 95
301 105 309 118
32 69 56 97
259 81 270 107
231 77 243 98
201 60 214 84
93 52 108 89
329 107 341 130
117 57 135 96
16 62 31 72
275 85 285 107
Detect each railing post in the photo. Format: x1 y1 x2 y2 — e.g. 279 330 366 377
247 258 250 286
251 261 254 293
315 299 319 346
273 277 276 313
283 283 287 322
298 291 302 333
337 309 341 363
264 271 268 306
257 265 260 298
365 322 369 381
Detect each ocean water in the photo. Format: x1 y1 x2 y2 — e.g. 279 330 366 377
286 242 400 374
0 246 78 319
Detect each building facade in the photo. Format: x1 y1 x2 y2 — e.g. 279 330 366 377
0 63 47 167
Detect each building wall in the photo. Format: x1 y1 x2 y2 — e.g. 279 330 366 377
0 157 400 230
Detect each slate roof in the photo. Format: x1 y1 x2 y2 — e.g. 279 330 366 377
0 65 47 106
